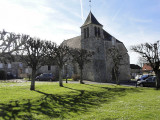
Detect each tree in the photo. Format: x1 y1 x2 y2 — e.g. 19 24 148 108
137 57 147 67
18 36 49 90
47 43 70 87
131 41 160 89
70 48 94 84
0 30 25 62
108 46 127 85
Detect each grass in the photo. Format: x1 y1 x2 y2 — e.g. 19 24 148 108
0 82 160 120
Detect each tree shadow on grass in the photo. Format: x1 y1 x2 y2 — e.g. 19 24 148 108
0 85 141 120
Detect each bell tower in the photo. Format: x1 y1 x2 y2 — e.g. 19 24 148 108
80 11 107 82
81 11 104 39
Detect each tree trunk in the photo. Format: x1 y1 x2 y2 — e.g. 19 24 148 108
80 68 83 84
59 68 63 87
30 68 36 90
155 70 160 90
114 68 117 84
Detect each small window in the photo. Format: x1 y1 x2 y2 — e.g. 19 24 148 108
95 27 97 37
87 27 89 38
0 63 3 68
84 28 86 39
98 28 100 37
48 65 51 71
8 63 11 69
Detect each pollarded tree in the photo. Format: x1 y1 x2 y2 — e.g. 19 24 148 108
131 41 160 89
0 30 25 62
70 48 94 84
47 43 70 87
108 46 127 85
18 36 50 90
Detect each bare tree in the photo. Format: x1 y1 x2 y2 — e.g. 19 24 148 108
47 43 70 87
0 30 25 62
18 36 49 90
70 48 94 84
137 57 147 67
131 41 160 89
108 46 127 85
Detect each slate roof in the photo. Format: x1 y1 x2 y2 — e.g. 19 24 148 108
81 11 103 27
130 64 141 69
62 12 123 48
103 30 122 43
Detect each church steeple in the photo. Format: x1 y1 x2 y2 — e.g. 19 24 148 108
81 12 103 27
81 12 103 39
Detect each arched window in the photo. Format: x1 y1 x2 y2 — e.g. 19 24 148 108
84 28 86 39
87 27 89 38
98 28 100 37
94 26 97 37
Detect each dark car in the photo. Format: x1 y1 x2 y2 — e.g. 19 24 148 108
137 76 156 87
137 75 152 81
36 73 54 81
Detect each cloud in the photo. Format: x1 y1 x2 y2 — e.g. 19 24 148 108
0 0 81 45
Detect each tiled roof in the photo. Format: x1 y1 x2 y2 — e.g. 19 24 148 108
142 63 153 71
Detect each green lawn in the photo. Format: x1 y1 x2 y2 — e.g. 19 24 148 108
0 82 160 120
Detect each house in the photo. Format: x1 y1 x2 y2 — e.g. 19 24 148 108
130 64 142 79
0 62 58 79
142 63 154 75
62 12 130 82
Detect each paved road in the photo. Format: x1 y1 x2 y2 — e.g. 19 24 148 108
0 79 137 87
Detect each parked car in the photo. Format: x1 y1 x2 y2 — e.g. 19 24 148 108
137 76 156 87
137 75 152 81
36 73 54 81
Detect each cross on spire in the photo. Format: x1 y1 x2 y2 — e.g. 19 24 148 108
89 0 91 11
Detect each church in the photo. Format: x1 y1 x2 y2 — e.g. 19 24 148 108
62 12 130 82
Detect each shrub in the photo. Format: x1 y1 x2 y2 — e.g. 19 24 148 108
0 70 6 80
72 74 80 81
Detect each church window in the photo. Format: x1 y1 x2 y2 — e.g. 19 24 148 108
87 27 89 38
84 28 86 39
95 26 97 37
98 28 100 37
48 65 51 71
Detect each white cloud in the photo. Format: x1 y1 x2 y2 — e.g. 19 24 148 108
0 0 81 45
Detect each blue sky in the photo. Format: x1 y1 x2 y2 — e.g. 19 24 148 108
0 0 160 64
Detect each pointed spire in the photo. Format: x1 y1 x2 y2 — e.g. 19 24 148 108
81 11 102 27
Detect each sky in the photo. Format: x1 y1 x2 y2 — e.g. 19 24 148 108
0 0 160 64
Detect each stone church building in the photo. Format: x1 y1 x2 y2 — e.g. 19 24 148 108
62 12 130 82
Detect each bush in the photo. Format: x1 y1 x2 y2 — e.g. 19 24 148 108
0 70 6 80
72 74 80 81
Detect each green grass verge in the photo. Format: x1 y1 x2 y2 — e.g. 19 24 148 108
0 82 160 120
63 78 73 81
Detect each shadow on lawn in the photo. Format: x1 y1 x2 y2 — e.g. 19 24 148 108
0 85 141 120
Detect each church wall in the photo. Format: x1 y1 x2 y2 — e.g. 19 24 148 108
105 41 131 82
81 24 107 82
